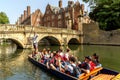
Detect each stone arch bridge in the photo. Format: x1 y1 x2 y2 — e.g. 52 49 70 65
0 24 83 48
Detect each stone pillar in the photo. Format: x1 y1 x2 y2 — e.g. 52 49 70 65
27 6 31 17
60 37 67 46
78 16 83 44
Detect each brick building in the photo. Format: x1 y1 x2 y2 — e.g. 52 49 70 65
16 0 90 30
42 0 86 30
16 6 43 26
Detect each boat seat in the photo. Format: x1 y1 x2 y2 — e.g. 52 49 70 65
90 74 115 80
79 67 103 80
112 74 120 80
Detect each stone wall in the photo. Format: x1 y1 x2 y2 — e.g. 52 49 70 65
83 22 120 46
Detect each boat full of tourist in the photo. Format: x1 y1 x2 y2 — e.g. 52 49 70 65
28 48 120 80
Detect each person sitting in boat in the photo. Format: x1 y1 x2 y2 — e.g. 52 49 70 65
39 49 49 64
64 56 81 78
32 49 39 60
62 49 70 67
47 48 51 54
63 49 70 61
84 56 96 72
32 49 36 58
46 50 65 72
58 49 64 58
49 54 64 72
78 61 90 73
43 50 50 64
91 53 102 68
78 56 96 74
46 52 55 69
35 49 42 61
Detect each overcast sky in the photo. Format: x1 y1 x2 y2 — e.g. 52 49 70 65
0 0 89 24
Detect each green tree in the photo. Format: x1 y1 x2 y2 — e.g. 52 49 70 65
0 12 9 24
83 0 120 30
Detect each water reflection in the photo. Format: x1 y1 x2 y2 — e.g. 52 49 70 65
68 45 120 72
0 44 60 80
0 43 17 53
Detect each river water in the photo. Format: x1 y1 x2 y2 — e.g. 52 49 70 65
0 43 120 80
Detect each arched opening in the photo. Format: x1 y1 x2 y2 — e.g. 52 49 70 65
39 36 60 46
11 39 23 49
3 38 24 49
68 38 80 45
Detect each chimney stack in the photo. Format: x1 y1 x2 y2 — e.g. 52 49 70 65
81 4 84 15
19 17 21 24
59 0 62 8
27 6 31 17
68 0 74 7
24 10 27 19
21 14 24 22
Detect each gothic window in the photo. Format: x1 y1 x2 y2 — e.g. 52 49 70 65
58 21 61 27
65 12 69 17
44 23 47 27
46 10 49 14
48 22 50 27
37 18 40 22
52 22 55 27
47 16 50 20
58 14 61 19
44 17 46 22
52 15 55 19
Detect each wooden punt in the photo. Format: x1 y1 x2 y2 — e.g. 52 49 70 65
28 55 119 80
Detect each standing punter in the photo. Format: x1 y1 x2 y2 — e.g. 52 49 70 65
32 32 38 52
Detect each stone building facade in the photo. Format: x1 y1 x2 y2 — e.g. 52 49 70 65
16 0 91 29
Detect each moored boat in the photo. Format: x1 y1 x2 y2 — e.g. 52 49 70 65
28 55 119 80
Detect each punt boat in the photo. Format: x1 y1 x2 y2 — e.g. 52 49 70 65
28 55 120 80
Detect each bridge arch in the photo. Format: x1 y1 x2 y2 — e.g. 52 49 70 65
68 38 80 45
5 38 24 49
38 36 61 46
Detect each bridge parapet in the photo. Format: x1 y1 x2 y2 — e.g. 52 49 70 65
0 24 81 35
0 24 25 31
